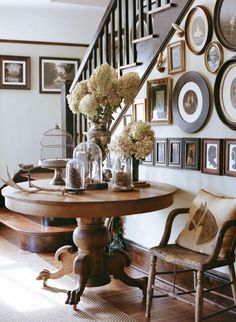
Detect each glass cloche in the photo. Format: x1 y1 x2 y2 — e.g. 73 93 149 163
66 158 85 193
73 141 107 189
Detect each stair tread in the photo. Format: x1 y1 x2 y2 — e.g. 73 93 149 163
0 208 75 234
132 34 159 44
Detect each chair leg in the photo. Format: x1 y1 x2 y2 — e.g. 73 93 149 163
195 270 204 322
145 255 157 319
228 263 236 304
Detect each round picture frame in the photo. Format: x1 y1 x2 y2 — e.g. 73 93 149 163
173 71 210 133
214 0 236 51
185 5 213 55
214 56 236 130
204 41 224 73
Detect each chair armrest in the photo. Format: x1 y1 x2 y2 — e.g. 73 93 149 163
207 219 236 263
159 208 189 246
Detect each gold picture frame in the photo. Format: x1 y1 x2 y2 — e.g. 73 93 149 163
204 41 224 74
132 98 147 122
167 40 185 74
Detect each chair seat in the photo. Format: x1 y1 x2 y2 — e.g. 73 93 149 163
150 244 230 271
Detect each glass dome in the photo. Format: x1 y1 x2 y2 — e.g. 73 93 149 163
66 158 85 193
73 141 103 188
112 154 133 191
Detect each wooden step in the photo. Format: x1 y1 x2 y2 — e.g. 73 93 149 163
148 3 177 15
132 34 159 45
0 208 76 253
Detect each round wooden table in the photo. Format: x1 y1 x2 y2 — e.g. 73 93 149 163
2 180 177 308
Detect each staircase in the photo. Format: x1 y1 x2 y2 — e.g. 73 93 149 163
62 0 194 143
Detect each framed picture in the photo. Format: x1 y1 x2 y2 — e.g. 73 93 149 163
167 138 182 168
39 57 80 94
0 55 30 90
204 41 224 73
224 139 236 177
182 138 201 170
167 40 185 74
202 138 223 175
185 6 213 55
147 77 172 125
214 0 236 51
141 151 154 166
172 71 210 133
214 57 236 130
155 138 167 167
132 98 147 122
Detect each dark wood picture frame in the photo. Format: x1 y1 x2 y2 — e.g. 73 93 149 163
185 5 213 55
224 139 236 177
214 0 236 51
204 41 224 74
167 40 185 74
214 56 236 130
141 150 154 166
147 77 172 125
173 71 210 133
155 138 167 167
39 57 80 94
167 138 182 168
0 55 30 90
182 138 201 170
202 138 223 175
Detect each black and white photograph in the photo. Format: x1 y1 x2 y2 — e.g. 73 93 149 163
224 139 236 176
155 138 167 166
167 40 185 74
183 90 198 115
202 139 223 175
167 138 182 168
205 42 223 73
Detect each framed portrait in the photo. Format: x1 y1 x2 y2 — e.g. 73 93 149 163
214 0 236 51
132 98 147 122
185 6 213 55
204 41 224 74
224 139 236 177
172 71 210 133
39 57 80 94
147 77 172 125
0 55 30 90
214 57 236 130
182 138 201 170
155 138 167 167
202 138 223 175
167 40 185 74
167 138 182 168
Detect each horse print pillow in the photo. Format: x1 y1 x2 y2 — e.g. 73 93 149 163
176 189 236 258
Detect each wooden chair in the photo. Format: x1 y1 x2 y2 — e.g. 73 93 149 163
145 190 236 322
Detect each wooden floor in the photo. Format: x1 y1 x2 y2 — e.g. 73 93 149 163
1 233 235 322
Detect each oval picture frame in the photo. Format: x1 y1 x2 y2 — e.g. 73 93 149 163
214 56 236 130
185 5 213 55
173 71 210 133
214 0 236 51
204 41 224 73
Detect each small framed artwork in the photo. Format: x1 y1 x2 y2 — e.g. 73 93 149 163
0 55 30 90
214 57 236 130
204 41 224 74
167 40 185 74
155 138 167 167
167 138 182 168
132 98 147 122
142 151 154 166
182 138 201 170
185 6 213 55
147 77 172 125
39 57 80 94
224 139 236 177
214 0 236 51
202 138 223 175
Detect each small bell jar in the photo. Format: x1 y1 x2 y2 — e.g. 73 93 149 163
65 158 85 193
38 124 73 185
112 154 134 191
73 141 107 189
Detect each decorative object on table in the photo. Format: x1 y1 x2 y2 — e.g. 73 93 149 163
172 23 185 38
65 158 85 194
224 139 236 177
214 0 236 51
38 124 73 185
185 6 213 55
214 56 236 130
112 154 133 191
0 55 30 90
172 71 210 133
73 141 107 190
109 121 155 186
182 138 201 171
67 63 140 161
204 41 224 74
167 138 183 169
39 57 80 94
147 77 172 125
201 138 223 175
155 138 167 167
167 40 185 75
